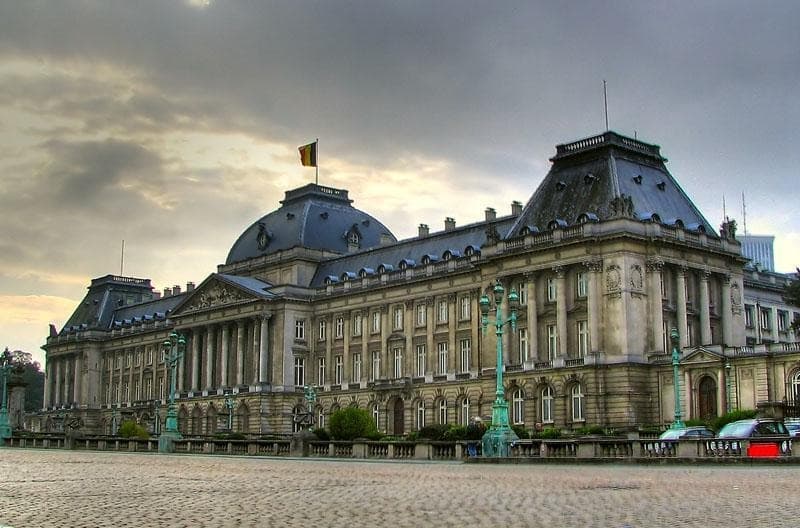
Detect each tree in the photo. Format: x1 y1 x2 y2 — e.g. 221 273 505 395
328 407 379 440
785 268 800 331
9 349 45 412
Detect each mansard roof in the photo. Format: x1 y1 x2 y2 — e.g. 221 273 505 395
508 131 717 238
309 216 517 288
226 184 397 265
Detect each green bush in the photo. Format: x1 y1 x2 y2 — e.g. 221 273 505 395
312 428 330 441
575 425 605 436
417 424 451 441
328 407 379 441
118 419 149 439
711 409 757 432
512 424 530 439
533 427 562 439
465 420 486 440
442 425 467 441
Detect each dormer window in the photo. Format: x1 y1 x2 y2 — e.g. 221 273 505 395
657 181 666 191
633 174 643 184
344 224 363 248
464 245 480 257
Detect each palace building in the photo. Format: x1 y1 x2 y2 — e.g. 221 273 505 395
37 131 800 436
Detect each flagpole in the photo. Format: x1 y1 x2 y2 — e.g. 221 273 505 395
315 138 319 185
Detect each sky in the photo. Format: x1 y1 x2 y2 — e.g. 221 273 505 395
1 0 799 366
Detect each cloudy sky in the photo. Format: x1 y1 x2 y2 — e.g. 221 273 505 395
2 0 799 365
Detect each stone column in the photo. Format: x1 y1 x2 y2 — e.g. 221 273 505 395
425 298 435 375
525 274 538 361
380 306 388 378
716 367 725 416
177 340 185 393
205 326 216 390
646 258 665 352
448 294 456 372
259 313 271 384
770 307 779 343
676 266 689 349
107 352 115 404
251 319 260 385
555 266 567 358
220 324 230 387
720 274 732 346
191 329 201 391
236 320 246 386
404 301 413 377
699 269 712 345
43 359 52 409
73 352 83 406
470 292 480 370
585 259 603 354
127 349 134 403
53 358 62 407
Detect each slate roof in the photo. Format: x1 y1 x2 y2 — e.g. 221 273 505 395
62 275 159 332
508 131 717 237
226 184 397 264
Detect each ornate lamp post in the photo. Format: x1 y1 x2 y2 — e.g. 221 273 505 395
158 331 185 453
224 396 235 432
669 327 685 430
480 281 520 457
0 347 14 445
303 385 317 430
725 361 732 413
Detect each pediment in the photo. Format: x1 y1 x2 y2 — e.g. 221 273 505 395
681 346 725 365
171 274 270 316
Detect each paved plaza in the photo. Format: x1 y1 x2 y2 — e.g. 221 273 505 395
0 449 797 527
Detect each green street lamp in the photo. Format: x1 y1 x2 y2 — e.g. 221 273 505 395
725 361 732 413
158 331 185 453
224 396 235 432
0 347 14 445
479 281 520 457
669 327 685 430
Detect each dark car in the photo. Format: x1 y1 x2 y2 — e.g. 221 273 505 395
785 421 800 438
716 419 789 438
658 426 715 440
714 419 791 457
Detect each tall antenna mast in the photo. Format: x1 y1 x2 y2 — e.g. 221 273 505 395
742 192 748 236
120 239 125 275
603 80 609 131
722 194 727 220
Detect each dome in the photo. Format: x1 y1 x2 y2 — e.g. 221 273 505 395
225 184 397 264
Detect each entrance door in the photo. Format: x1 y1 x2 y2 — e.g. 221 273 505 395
393 399 404 435
698 376 717 420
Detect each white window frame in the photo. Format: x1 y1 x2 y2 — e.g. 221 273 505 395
516 282 527 305
459 296 471 320
318 320 327 341
571 384 584 422
459 398 471 426
437 342 448 374
576 271 588 298
416 400 426 430
295 319 306 340
416 304 427 326
393 347 403 378
335 317 344 338
547 277 557 302
437 300 448 323
459 338 471 373
512 388 524 425
415 344 426 377
334 355 343 385
518 328 529 363
371 351 381 381
547 324 557 360
577 320 589 357
744 305 754 328
393 307 403 330
372 403 380 428
352 353 362 382
294 357 305 386
317 357 326 385
353 313 362 336
371 311 381 334
438 399 447 424
541 386 554 423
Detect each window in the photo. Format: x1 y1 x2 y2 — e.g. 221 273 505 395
115 354 121 368
517 282 527 305
437 342 448 374
541 386 554 423
576 271 588 298
122 382 129 402
571 384 585 421
459 338 471 372
371 311 381 334
686 319 694 347
353 313 362 336
125 353 131 367
437 300 448 323
372 403 380 428
317 357 326 385
416 304 427 326
352 353 362 382
146 348 153 365
158 377 164 400
416 400 426 430
518 328 529 363
371 351 381 381
144 378 152 400
334 355 343 385
438 399 448 424
760 308 771 331
134 383 141 401
512 388 524 425
293 357 305 386
459 296 471 320
348 231 360 245
459 398 471 426
318 408 325 429
295 319 306 340
318 320 327 341
335 317 344 338
547 277 557 302
393 307 404 330
415 344 426 377
778 311 788 332
663 321 670 352
791 371 800 403
744 304 754 328
577 320 589 357
393 347 403 378
547 324 557 360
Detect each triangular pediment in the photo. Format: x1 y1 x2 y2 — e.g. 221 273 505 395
171 273 274 317
681 346 725 365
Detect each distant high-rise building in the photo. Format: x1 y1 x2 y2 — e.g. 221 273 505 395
740 235 775 271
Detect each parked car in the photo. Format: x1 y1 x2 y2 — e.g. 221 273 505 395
658 426 715 440
785 421 800 438
714 419 791 458
716 419 789 438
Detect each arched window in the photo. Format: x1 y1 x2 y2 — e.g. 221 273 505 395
792 371 800 404
372 403 380 429
571 384 584 422
292 404 305 433
459 397 471 426
317 407 325 429
438 399 448 424
512 389 524 425
416 400 426 430
541 386 554 423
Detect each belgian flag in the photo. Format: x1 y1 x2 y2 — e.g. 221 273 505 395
298 141 317 167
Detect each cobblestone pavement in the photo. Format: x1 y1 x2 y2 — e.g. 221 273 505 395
0 449 796 528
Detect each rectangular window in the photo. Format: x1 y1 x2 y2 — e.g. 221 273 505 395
371 311 381 334
295 319 306 340
415 344 426 377
146 348 153 365
335 317 344 338
115 355 121 369
778 311 788 332
663 321 670 352
437 300 448 323
687 319 694 347
318 320 327 341
393 347 403 378
123 382 129 402
393 307 404 330
760 308 771 330
158 377 164 400
134 383 141 401
577 320 589 357
144 378 152 399
317 357 326 385
518 328 529 363
371 351 381 381
459 296 471 320
547 277 557 302
459 339 471 373
352 353 362 382
547 324 557 360
437 342 448 374
576 272 588 298
353 313 362 336
293 357 305 386
516 282 527 305
744 304 754 328
416 304 427 326
126 353 131 367
571 385 584 421
334 355 343 385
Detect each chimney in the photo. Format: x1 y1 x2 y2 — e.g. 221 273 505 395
186 282 195 292
485 207 496 221
444 217 456 231
418 223 429 237
511 201 523 216
380 233 393 246
153 291 162 300
172 285 182 295
163 287 172 297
